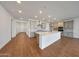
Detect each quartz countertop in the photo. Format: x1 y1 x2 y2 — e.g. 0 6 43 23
35 31 61 36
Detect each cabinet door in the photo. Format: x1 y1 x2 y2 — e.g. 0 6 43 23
63 20 73 37
64 21 73 29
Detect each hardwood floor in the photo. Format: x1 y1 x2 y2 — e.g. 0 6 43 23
0 32 79 57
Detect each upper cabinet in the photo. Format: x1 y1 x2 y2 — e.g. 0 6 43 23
64 21 73 29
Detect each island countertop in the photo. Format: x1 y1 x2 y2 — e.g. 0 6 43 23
35 31 61 49
35 31 61 36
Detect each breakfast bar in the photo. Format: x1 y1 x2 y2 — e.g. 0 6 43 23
35 31 61 49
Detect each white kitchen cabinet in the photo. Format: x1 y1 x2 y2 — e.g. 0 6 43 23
63 20 73 37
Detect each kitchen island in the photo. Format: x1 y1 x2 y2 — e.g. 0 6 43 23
35 31 61 49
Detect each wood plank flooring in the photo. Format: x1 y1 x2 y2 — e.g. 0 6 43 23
0 32 79 57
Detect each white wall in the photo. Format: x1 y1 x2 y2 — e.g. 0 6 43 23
12 19 50 38
12 19 16 37
73 18 79 38
12 20 25 37
24 21 31 37
16 22 25 33
12 20 31 37
0 4 11 49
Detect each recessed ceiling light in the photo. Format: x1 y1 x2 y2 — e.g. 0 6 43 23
35 16 38 18
39 10 43 14
18 10 22 13
16 0 21 4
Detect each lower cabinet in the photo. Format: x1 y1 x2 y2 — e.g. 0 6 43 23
63 32 73 37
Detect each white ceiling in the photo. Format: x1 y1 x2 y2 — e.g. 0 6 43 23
0 1 79 20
